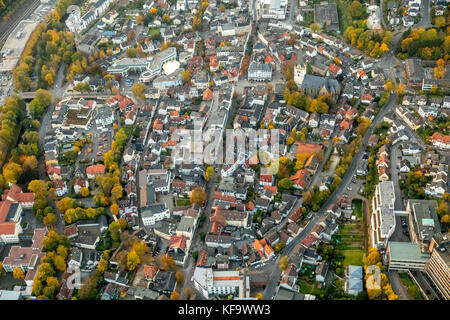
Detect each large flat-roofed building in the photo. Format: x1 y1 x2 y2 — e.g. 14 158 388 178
139 47 178 82
386 241 430 271
248 61 272 82
370 181 396 249
141 203 170 226
406 199 441 251
404 58 424 85
259 0 288 20
314 2 339 31
425 233 450 300
2 228 47 286
108 58 150 76
193 267 250 299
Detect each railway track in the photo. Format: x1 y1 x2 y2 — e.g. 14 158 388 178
0 0 41 45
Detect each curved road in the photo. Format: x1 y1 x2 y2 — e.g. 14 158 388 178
262 92 399 299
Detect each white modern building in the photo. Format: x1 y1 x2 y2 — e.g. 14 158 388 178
193 267 250 299
141 203 170 226
370 181 396 250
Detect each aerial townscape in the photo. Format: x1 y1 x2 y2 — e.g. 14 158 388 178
0 0 448 303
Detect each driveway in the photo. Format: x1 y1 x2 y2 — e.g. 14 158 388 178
389 271 413 300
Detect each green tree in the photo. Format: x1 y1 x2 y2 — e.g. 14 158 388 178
278 178 293 190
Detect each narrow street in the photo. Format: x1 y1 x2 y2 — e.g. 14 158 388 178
388 271 413 300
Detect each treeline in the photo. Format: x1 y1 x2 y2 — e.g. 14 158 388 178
0 95 27 183
14 0 76 91
29 180 58 227
192 1 210 31
33 231 71 299
397 27 450 60
0 91 52 191
343 26 392 58
93 127 130 209
0 0 27 21
56 197 105 224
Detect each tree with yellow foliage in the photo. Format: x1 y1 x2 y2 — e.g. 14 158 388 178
434 59 445 79
132 83 146 102
279 256 288 270
126 250 141 271
13 267 25 279
182 70 192 84
286 136 295 145
45 73 54 86
204 166 214 182
380 42 389 53
97 258 108 273
294 153 311 171
110 203 119 216
396 83 406 95
162 14 171 24
435 16 446 28
363 247 382 268
190 187 206 205
385 80 394 92
80 187 89 197
136 14 144 25
175 271 184 284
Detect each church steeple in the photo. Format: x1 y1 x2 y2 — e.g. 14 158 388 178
294 50 306 87
294 62 306 88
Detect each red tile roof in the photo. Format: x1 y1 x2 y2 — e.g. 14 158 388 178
289 169 309 190
169 235 187 252
294 142 322 157
86 164 106 176
143 264 159 279
430 132 450 145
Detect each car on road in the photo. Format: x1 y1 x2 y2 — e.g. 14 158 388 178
352 179 356 183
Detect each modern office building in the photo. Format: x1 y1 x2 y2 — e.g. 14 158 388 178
424 233 450 300
406 199 441 251
386 241 430 271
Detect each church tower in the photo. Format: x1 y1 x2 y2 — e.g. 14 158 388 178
294 63 306 88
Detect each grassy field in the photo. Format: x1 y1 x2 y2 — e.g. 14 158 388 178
342 249 364 267
176 199 191 206
399 273 425 300
338 223 365 267
298 279 324 296
352 199 363 218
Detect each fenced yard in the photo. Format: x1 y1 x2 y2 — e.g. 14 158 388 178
338 223 365 267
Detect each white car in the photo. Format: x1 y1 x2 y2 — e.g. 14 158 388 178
347 186 352 191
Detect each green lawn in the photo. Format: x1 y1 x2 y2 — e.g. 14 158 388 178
342 249 364 267
298 279 324 296
399 273 425 300
176 199 191 206
352 199 363 218
148 27 161 40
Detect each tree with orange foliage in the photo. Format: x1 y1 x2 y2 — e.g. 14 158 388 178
170 291 180 300
434 59 445 79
